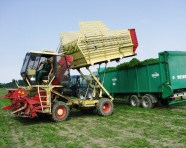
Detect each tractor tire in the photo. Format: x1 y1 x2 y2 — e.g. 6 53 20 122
129 95 141 107
52 101 69 122
96 98 113 116
141 95 154 109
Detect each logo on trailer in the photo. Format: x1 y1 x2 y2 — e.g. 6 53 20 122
177 75 186 79
152 72 159 78
112 78 117 86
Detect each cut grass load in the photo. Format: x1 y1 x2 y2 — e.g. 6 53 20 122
1 88 186 147
104 58 159 72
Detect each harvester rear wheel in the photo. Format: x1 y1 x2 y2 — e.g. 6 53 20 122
96 98 113 116
141 95 154 109
129 95 141 107
52 101 69 122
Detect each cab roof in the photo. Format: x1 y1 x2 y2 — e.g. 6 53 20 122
29 50 61 56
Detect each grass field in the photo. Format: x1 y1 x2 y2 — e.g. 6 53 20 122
1 88 186 148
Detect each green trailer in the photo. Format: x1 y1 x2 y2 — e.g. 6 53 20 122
99 51 186 108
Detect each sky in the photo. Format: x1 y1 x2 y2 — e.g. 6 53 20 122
0 0 186 83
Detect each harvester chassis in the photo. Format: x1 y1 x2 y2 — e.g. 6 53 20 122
1 66 114 122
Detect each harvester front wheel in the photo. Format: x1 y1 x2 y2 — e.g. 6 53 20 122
96 98 113 116
52 101 69 122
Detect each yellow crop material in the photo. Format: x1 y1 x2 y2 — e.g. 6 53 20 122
59 21 137 68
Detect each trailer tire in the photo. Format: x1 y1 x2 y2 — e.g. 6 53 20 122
96 98 113 116
145 94 158 104
141 95 154 109
129 95 141 107
52 101 69 122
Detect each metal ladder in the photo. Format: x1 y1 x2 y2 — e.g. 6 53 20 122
37 86 51 113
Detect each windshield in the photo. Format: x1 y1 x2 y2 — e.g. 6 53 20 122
21 53 44 76
20 52 49 84
20 52 30 75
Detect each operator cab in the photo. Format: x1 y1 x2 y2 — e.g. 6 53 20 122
20 50 70 85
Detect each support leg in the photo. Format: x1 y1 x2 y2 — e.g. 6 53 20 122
86 67 114 101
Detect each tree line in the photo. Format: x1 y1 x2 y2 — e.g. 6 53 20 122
0 80 26 88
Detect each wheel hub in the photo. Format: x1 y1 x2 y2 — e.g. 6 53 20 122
131 100 136 106
57 108 64 116
103 103 110 113
143 99 148 107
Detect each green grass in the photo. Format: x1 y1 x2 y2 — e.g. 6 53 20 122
1 88 186 147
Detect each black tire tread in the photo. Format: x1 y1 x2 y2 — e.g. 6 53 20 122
129 95 141 107
96 98 114 116
51 101 69 122
141 95 154 109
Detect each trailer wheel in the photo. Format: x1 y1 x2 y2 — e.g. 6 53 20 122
129 95 141 107
96 98 113 116
52 101 69 122
141 95 154 109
